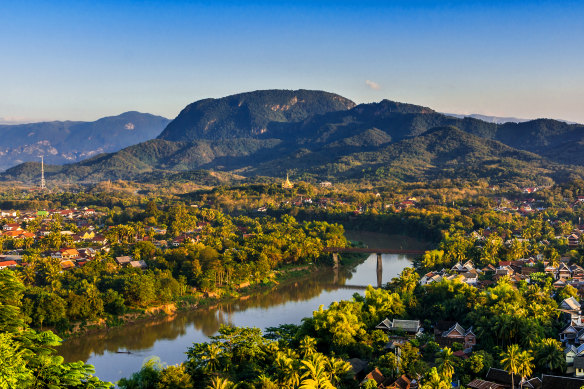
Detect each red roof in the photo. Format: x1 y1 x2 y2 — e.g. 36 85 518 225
0 260 18 267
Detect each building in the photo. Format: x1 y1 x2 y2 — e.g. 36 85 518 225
376 318 422 336
282 174 293 189
437 322 477 350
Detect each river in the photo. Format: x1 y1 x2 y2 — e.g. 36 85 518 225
58 231 428 383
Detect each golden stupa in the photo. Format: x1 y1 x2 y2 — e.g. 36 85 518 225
282 173 293 189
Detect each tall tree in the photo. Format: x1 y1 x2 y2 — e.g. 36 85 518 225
501 344 521 389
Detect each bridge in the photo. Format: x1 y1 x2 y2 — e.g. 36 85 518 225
323 247 426 255
324 247 426 287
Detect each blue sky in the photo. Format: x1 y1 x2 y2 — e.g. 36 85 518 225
1 0 583 123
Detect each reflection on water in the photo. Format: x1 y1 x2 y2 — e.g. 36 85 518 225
58 233 424 383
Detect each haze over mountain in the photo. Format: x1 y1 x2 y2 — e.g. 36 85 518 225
4 89 584 186
0 112 170 170
444 113 579 125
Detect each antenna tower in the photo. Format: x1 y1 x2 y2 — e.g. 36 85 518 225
40 156 46 190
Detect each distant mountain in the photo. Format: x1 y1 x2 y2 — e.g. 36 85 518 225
444 113 529 124
0 112 170 170
445 112 579 125
158 89 355 141
4 90 584 186
247 126 573 186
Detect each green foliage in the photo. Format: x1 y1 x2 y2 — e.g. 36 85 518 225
0 269 111 388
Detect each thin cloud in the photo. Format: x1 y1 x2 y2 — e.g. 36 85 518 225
365 80 381 90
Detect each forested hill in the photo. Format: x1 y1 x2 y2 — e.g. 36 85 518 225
157 89 356 141
3 90 584 185
0 112 170 170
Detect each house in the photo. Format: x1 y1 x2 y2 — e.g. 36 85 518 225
348 358 368 381
467 379 504 389
558 263 573 281
565 345 578 367
115 256 132 266
172 235 197 247
461 269 479 285
541 374 584 389
562 327 582 344
60 260 76 270
485 368 542 388
376 318 421 336
60 248 80 260
362 368 385 387
2 223 21 231
569 234 580 248
129 260 147 269
385 375 412 389
437 322 477 350
80 231 95 240
561 297 581 316
0 260 18 269
571 265 584 280
575 356 584 377
90 235 107 245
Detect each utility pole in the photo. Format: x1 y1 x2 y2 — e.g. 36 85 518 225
40 156 46 190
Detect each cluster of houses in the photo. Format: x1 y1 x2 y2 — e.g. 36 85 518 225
0 208 154 271
559 297 584 377
420 258 584 291
355 312 584 388
351 318 477 388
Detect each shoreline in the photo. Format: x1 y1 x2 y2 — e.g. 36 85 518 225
57 253 368 343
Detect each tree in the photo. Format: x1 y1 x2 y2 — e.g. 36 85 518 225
517 350 534 389
299 354 335 389
435 347 455 381
501 344 521 389
0 332 33 387
157 364 192 389
0 269 111 388
206 376 234 389
299 336 317 358
420 367 450 389
535 338 565 373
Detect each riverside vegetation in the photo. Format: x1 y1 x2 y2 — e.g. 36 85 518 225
2 179 584 387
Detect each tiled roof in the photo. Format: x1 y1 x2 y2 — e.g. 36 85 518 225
467 379 504 389
392 319 420 333
542 374 584 389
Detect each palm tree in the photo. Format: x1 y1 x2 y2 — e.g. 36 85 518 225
420 367 450 389
206 376 234 389
299 336 317 358
325 356 351 386
501 344 521 389
435 347 455 382
274 352 300 388
536 338 566 373
517 350 534 389
202 343 223 373
257 374 279 389
299 354 334 389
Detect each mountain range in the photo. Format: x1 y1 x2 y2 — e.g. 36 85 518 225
0 112 170 170
3 89 584 186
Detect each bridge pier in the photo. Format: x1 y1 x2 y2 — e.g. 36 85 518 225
332 253 339 268
377 253 383 288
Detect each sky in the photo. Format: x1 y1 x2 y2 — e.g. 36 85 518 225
1 0 583 123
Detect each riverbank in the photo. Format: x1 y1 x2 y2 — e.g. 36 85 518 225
57 252 366 340
58 246 420 382
57 231 425 339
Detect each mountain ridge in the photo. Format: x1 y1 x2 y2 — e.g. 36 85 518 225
0 111 170 170
4 89 584 186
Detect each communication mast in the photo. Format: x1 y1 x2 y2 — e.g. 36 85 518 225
40 156 46 190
